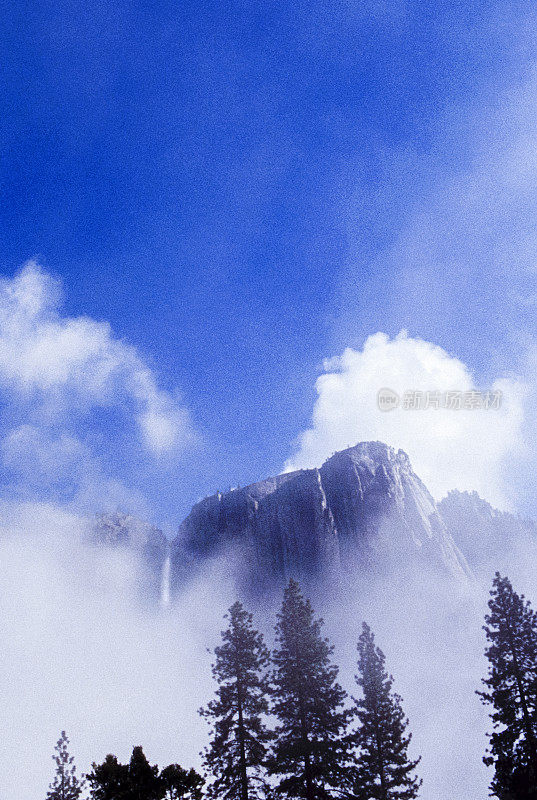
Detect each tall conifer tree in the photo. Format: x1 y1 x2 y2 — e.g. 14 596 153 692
46 731 85 800
348 623 421 800
478 573 537 799
267 579 349 800
200 601 271 800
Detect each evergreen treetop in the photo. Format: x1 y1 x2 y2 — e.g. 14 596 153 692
160 764 205 800
268 578 350 800
478 572 537 799
349 623 421 800
86 746 203 800
46 730 85 800
200 600 271 800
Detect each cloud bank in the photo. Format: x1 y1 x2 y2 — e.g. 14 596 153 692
286 331 525 509
0 262 194 455
3 494 535 800
0 500 233 800
0 262 197 512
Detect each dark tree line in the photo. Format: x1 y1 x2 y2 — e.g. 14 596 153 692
86 746 203 800
201 579 421 800
47 573 537 800
46 740 204 800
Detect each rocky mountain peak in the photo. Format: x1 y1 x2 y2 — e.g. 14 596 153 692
438 490 537 574
89 444 537 601
171 441 471 592
93 511 167 551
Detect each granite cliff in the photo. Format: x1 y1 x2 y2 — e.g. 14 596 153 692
92 511 168 599
170 441 472 591
94 443 537 599
439 490 537 578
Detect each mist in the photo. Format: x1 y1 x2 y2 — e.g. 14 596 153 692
0 501 234 800
3 496 537 800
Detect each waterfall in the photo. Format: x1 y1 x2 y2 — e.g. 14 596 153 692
160 554 171 608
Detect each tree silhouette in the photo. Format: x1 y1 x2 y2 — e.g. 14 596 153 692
347 623 421 800
160 764 205 800
268 579 350 800
478 573 537 799
46 731 85 800
127 746 162 800
200 601 271 800
86 753 129 799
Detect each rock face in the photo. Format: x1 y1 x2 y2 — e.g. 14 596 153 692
92 512 168 598
438 490 537 576
171 442 471 591
90 444 537 600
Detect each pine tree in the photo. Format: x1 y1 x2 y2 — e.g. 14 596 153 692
267 579 350 800
200 601 271 800
160 764 204 800
127 746 163 800
478 573 537 799
348 623 421 800
87 747 164 800
46 731 85 800
86 753 130 800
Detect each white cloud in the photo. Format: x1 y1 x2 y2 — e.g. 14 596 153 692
285 331 525 508
0 261 195 455
329 65 537 518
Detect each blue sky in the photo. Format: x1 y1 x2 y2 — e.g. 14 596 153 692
2 0 537 522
